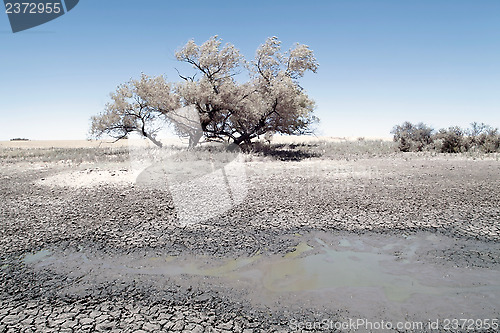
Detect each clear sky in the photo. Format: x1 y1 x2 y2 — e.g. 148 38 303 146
1 0 499 140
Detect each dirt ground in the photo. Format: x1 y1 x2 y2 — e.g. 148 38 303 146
1 141 499 332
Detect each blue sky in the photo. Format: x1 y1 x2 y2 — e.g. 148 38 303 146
1 0 499 140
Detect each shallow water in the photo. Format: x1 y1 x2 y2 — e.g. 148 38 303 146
22 232 500 323
257 238 435 302
23 234 500 301
22 249 52 264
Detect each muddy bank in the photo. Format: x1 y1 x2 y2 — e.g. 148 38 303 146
17 231 500 317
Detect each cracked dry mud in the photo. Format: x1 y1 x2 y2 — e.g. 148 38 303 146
1 151 500 332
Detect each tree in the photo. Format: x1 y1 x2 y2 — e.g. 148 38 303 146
90 36 319 147
175 36 319 145
89 74 180 147
468 122 491 138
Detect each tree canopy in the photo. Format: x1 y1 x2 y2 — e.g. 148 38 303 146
90 36 319 147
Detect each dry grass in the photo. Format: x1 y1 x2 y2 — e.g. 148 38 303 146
0 146 130 164
0 139 130 149
247 139 398 161
1 136 498 165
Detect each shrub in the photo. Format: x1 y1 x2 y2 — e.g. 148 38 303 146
391 122 434 152
391 121 500 153
481 129 500 153
432 126 466 153
465 122 500 153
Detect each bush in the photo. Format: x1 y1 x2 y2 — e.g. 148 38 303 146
432 126 466 153
465 122 500 153
481 129 500 153
391 122 434 152
391 121 500 153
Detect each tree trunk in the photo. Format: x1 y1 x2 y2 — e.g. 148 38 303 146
233 134 253 152
140 119 163 148
234 133 252 146
188 130 204 148
145 132 163 148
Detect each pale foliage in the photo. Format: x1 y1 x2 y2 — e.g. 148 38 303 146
90 36 319 147
90 74 179 147
175 35 319 145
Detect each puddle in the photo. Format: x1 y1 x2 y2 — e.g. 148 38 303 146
124 254 263 278
337 238 351 247
21 233 500 322
254 238 498 303
259 238 433 301
283 242 313 259
22 249 52 263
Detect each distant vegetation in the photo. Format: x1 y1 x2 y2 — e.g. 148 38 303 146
10 138 29 141
391 122 500 153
